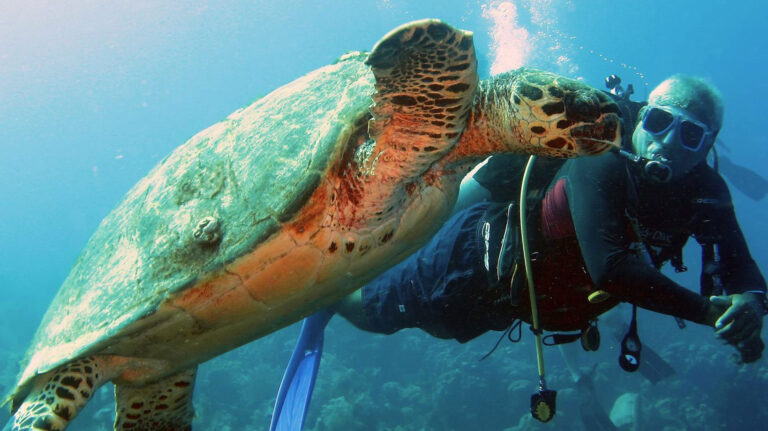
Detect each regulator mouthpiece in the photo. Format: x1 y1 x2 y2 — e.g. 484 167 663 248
616 149 673 183
644 159 673 183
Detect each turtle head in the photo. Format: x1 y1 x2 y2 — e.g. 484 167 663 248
489 68 622 157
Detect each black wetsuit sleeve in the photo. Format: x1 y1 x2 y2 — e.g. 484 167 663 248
563 154 713 325
695 172 767 294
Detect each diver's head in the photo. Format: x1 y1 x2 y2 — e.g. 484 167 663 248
631 75 723 182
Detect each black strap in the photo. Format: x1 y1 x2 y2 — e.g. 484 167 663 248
479 320 522 361
671 249 688 273
700 243 724 297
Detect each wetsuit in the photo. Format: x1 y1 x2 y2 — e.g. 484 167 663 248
359 151 767 342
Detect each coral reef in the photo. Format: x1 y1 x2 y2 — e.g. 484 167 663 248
1 309 766 430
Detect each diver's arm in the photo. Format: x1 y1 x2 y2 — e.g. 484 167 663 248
565 155 720 326
703 175 767 295
696 173 766 360
711 218 766 312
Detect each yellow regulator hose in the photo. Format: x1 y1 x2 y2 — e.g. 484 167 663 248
519 155 556 424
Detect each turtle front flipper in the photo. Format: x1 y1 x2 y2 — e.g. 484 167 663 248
365 19 478 180
114 367 197 431
5 357 110 431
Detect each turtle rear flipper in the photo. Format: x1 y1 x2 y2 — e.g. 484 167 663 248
114 368 197 431
5 357 110 431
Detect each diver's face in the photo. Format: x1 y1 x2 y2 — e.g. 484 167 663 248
632 104 715 181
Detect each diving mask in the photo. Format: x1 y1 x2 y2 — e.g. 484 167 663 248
641 105 715 152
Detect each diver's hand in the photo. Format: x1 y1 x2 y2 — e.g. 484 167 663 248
736 333 764 363
710 293 766 362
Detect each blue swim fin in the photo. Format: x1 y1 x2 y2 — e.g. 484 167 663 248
269 310 334 431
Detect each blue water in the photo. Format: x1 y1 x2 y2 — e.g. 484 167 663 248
1 1 766 429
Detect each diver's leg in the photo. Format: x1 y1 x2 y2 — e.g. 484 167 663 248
333 290 369 331
452 175 491 215
336 202 492 339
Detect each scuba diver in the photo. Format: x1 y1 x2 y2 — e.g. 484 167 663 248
334 74 766 357
269 75 768 429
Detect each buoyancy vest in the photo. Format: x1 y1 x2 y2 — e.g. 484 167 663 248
525 177 620 331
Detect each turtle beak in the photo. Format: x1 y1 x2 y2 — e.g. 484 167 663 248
561 89 622 155
570 111 622 155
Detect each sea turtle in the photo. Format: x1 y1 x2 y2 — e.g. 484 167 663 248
4 19 621 431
